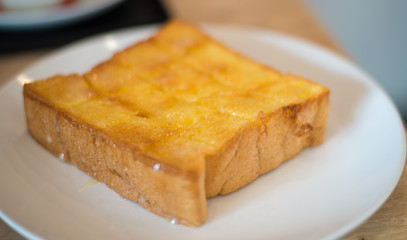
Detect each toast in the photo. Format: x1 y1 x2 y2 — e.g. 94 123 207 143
23 21 329 226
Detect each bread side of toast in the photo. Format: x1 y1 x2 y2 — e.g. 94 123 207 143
23 74 207 226
23 21 329 226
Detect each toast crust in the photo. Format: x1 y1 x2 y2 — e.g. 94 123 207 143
205 93 329 196
24 86 207 226
23 20 329 226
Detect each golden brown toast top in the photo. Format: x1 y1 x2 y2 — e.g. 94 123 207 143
24 21 329 172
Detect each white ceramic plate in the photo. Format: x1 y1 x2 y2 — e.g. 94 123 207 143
0 0 124 30
0 24 405 240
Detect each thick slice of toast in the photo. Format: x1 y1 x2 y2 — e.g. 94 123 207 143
23 21 329 226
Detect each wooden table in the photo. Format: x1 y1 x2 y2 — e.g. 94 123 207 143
1 0 406 239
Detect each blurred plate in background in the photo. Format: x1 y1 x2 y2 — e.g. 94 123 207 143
0 0 124 30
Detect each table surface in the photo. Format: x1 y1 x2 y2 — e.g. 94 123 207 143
1 0 406 239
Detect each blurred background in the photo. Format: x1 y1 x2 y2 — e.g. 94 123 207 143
304 0 407 121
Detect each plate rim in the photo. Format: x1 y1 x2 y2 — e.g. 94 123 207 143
0 0 125 30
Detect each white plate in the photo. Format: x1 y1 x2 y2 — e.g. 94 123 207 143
0 0 124 30
0 24 405 240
